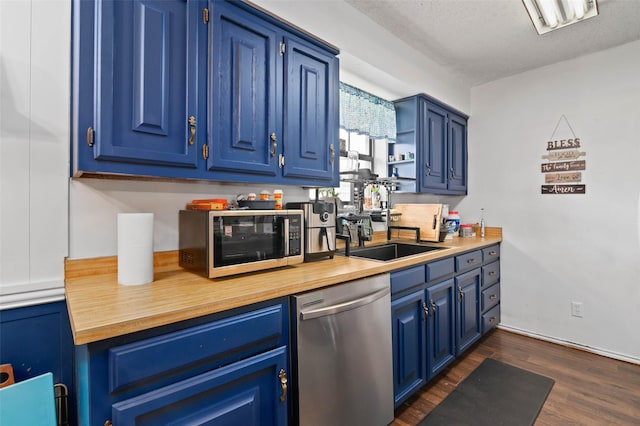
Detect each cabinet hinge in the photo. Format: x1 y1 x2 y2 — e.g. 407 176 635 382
202 144 209 160
86 127 94 147
279 41 285 56
202 7 209 24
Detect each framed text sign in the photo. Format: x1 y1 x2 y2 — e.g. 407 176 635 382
540 115 586 195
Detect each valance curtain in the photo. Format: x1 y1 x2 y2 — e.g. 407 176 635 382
339 82 396 142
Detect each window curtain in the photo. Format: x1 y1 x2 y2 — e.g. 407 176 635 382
339 82 396 142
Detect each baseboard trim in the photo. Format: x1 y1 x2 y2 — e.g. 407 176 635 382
497 324 640 366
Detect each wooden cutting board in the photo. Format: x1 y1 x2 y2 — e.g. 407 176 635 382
392 204 443 242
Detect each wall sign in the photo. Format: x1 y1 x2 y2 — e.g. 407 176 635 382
540 115 587 195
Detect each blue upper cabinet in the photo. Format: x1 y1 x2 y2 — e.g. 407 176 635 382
421 100 448 192
72 0 339 186
72 0 206 178
394 94 468 195
207 3 279 177
207 1 339 186
282 36 339 183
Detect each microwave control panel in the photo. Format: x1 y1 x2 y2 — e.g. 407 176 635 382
288 215 302 256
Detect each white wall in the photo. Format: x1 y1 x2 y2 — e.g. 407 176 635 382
0 0 69 309
457 40 640 362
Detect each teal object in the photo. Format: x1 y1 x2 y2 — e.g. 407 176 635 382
0 372 56 426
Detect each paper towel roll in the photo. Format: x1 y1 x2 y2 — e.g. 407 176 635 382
117 213 154 285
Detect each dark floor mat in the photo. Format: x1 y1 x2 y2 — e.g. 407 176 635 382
419 358 555 426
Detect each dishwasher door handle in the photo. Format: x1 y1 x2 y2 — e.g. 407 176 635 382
300 287 390 320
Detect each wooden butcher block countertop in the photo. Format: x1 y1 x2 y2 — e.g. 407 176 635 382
65 229 502 345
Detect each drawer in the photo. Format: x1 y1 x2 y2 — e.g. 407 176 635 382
482 304 500 334
482 260 500 287
426 257 454 283
455 250 482 273
481 282 500 311
482 245 500 262
108 303 286 393
391 265 425 295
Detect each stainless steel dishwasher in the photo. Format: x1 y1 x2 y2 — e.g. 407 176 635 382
292 273 393 426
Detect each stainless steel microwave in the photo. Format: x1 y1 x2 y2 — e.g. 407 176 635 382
179 209 304 278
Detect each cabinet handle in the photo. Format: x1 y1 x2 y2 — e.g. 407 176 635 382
489 317 496 324
489 271 496 276
270 133 277 157
467 258 476 264
329 143 335 165
458 287 464 301
279 153 285 168
86 127 94 147
490 294 497 300
422 301 429 319
489 251 497 256
429 300 437 317
104 421 112 426
188 116 196 145
450 167 454 178
278 369 288 402
426 162 431 176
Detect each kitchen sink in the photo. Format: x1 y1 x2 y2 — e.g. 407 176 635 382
347 242 447 262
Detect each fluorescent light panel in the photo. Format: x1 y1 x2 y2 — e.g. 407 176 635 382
523 0 598 34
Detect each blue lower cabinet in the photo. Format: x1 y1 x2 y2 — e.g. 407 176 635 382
390 245 500 405
112 347 288 426
425 279 456 380
75 299 290 426
455 268 481 355
391 291 427 407
0 301 75 424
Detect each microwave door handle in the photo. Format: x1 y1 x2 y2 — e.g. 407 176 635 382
284 218 289 256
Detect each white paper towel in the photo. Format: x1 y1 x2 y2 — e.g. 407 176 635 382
117 213 154 285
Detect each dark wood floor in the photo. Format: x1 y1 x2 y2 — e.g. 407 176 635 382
392 328 640 425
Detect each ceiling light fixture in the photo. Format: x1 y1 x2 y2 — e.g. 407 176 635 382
522 0 598 35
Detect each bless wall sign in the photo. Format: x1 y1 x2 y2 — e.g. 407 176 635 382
540 115 586 195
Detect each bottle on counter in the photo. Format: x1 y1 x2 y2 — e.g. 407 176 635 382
363 184 372 210
446 211 460 235
274 189 283 210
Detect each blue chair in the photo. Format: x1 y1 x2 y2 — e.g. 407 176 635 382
0 372 57 425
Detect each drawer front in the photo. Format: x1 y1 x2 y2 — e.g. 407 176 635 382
482 245 500 262
426 257 455 283
482 304 500 334
482 260 500 288
391 265 425 295
108 303 286 393
481 282 500 312
455 250 482 273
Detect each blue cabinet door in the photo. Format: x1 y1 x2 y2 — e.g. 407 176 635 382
112 347 289 426
73 0 204 176
447 112 467 193
207 2 279 177
455 269 481 354
283 36 339 185
425 279 455 380
420 100 448 192
391 291 427 408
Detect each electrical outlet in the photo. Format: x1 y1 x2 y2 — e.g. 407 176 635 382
571 301 583 318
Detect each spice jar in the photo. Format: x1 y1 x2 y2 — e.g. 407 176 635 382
460 223 473 238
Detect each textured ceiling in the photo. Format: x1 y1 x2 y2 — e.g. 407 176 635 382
344 0 640 85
